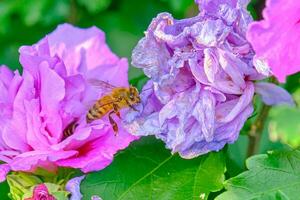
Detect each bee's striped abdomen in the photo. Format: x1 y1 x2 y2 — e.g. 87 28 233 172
86 103 113 123
63 120 78 139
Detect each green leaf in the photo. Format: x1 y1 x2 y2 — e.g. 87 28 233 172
129 73 148 91
226 135 248 177
247 0 265 20
284 73 300 94
268 105 300 148
293 88 300 106
44 183 69 200
6 169 78 200
32 167 82 187
0 181 10 200
81 136 226 200
216 149 300 200
7 172 42 200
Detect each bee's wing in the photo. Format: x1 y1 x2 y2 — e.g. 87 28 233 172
96 95 117 106
85 79 120 109
87 79 116 94
84 94 119 110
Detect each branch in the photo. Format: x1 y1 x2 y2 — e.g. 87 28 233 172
246 104 271 158
246 77 277 157
68 0 78 24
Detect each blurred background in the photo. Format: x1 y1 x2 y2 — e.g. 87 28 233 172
0 0 264 81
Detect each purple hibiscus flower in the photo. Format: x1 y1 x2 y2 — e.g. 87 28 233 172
0 24 137 181
124 0 294 158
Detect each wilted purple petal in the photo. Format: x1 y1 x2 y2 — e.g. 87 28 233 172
216 82 254 124
91 196 103 200
191 19 230 47
252 57 271 77
192 90 216 142
66 175 85 200
255 82 295 106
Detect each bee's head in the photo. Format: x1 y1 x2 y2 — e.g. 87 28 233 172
128 86 141 104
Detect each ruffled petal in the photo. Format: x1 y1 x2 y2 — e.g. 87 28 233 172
39 61 65 142
47 24 119 71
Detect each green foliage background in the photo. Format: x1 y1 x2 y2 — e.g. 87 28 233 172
1 0 300 199
0 0 197 79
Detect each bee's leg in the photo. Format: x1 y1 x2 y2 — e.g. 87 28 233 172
125 99 138 111
128 104 138 111
109 111 118 135
112 103 121 119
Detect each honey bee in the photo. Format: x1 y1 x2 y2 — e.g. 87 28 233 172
62 80 141 138
86 80 141 134
63 119 79 139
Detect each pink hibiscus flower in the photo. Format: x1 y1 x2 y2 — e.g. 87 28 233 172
247 0 300 82
0 24 137 181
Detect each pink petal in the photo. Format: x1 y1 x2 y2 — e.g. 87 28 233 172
0 164 10 182
0 65 14 88
47 24 119 72
57 126 136 173
24 99 51 150
33 184 50 198
10 150 77 171
246 0 300 82
39 61 65 142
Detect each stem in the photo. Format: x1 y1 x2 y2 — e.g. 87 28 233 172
246 76 277 157
68 0 78 24
246 104 271 157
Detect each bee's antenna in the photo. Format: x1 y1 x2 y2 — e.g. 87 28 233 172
140 86 191 94
140 87 153 92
